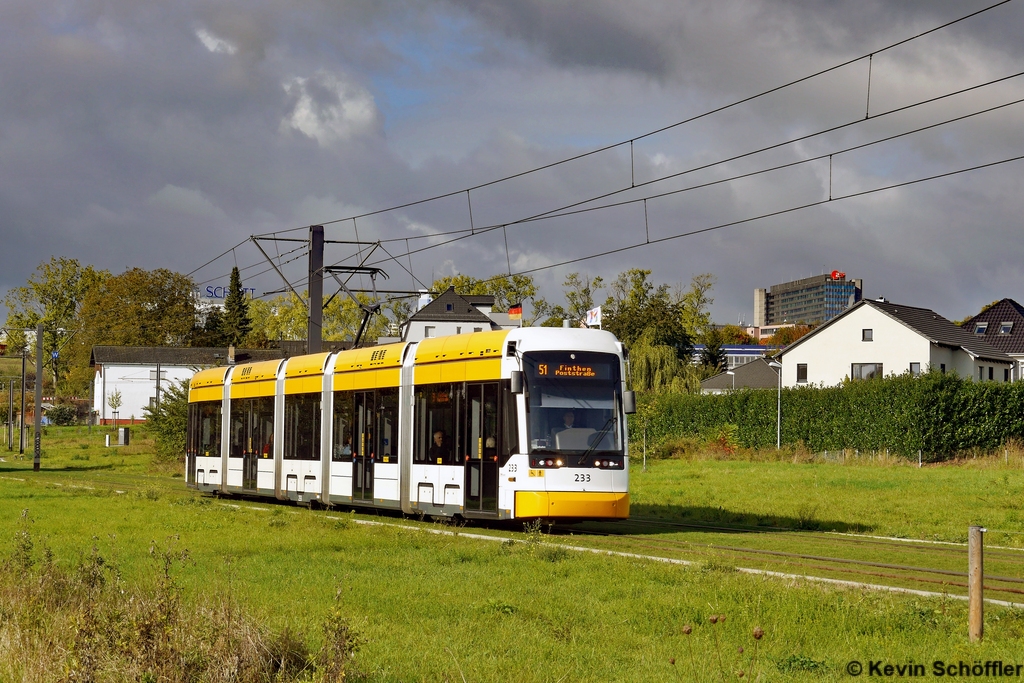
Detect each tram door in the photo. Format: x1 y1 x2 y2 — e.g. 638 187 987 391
230 399 265 491
353 391 375 501
242 403 258 490
250 397 274 490
464 382 499 513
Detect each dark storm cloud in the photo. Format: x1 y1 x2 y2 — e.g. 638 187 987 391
447 0 672 76
1 0 1023 328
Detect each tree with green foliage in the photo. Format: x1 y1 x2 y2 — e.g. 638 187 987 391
676 273 716 342
247 291 409 346
221 266 252 346
535 272 603 327
700 328 727 372
191 305 228 347
3 257 108 394
143 378 189 460
603 269 691 360
46 404 77 426
63 268 198 393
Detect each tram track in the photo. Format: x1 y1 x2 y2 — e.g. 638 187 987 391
591 516 1024 566
554 524 1024 599
9 469 1024 603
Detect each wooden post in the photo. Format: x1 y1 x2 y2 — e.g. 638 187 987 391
969 525 984 642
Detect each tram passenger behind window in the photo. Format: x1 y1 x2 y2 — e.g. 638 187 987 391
429 430 451 464
334 436 352 460
261 434 273 458
484 436 497 461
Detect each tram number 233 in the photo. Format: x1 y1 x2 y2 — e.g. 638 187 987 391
574 473 592 483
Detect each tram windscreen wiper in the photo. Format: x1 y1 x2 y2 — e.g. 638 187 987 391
581 418 616 461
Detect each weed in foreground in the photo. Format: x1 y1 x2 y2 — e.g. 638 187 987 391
0 511 361 682
673 617 768 682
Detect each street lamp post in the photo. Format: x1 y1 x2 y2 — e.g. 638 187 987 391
768 360 783 449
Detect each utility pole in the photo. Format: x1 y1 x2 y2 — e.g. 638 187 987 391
308 225 324 354
154 362 162 411
33 322 43 472
19 352 26 455
7 380 12 450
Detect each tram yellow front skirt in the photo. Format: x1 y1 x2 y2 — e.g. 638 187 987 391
515 491 630 519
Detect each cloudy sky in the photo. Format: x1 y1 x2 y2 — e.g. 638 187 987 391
2 0 1024 326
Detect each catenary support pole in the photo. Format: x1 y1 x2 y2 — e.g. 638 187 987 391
33 322 43 472
307 225 324 354
969 525 984 642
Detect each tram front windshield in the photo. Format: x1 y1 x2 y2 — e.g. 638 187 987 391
524 351 623 456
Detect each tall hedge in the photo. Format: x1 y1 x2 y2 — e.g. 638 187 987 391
632 372 1024 457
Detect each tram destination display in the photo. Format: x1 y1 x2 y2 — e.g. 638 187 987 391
525 352 616 382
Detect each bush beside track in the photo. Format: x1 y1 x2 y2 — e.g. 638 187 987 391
633 371 1024 458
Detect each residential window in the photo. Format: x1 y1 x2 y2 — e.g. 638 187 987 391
796 364 807 383
989 366 994 381
851 363 883 380
940 364 946 374
975 322 988 335
473 327 483 332
1005 368 1010 382
979 366 984 381
1001 322 1014 334
909 362 921 377
456 327 462 334
862 329 873 342
445 303 454 312
424 326 435 338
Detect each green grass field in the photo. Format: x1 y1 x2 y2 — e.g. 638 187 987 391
2 427 1024 681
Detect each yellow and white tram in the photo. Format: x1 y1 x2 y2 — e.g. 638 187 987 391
186 327 634 521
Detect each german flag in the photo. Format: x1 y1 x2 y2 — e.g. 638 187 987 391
508 302 523 320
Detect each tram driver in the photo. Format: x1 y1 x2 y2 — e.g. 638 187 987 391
550 410 576 439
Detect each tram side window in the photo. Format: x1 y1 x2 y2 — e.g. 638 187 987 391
198 401 222 457
187 404 197 456
255 396 274 458
284 393 321 460
332 392 354 461
229 400 246 458
501 380 518 466
415 383 459 466
377 388 399 463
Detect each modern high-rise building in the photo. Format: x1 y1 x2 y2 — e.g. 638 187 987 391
754 271 862 326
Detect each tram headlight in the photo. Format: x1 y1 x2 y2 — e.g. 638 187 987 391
593 460 601 468
555 459 563 468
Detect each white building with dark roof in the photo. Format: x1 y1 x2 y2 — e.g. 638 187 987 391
90 346 282 424
961 298 1024 381
776 299 1013 387
400 288 518 342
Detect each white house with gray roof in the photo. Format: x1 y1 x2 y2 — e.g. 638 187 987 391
776 299 1013 388
400 288 517 342
90 346 282 424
